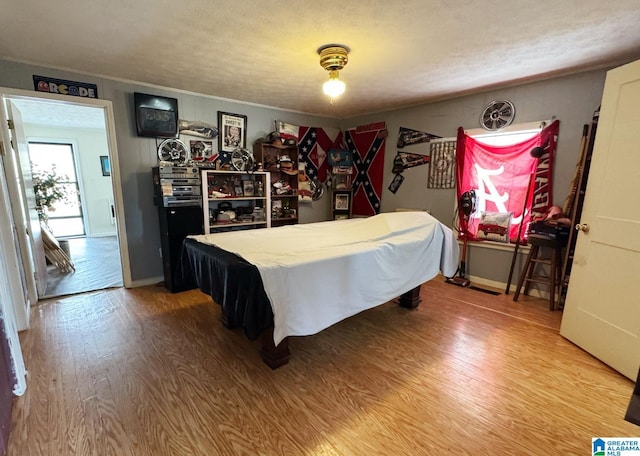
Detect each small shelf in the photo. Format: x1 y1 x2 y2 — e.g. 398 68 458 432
202 169 271 234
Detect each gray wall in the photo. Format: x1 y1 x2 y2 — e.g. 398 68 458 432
0 58 609 287
0 59 340 285
344 69 608 285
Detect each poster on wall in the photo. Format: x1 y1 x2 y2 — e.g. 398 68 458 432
218 111 247 153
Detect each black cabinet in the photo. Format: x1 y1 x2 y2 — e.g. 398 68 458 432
157 205 203 292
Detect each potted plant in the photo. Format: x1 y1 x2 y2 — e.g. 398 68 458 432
32 165 69 223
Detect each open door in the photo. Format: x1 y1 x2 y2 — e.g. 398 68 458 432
5 101 48 298
560 59 640 380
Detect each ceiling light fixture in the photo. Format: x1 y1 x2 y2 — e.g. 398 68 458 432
318 44 350 103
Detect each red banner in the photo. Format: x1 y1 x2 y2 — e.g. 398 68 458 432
455 120 559 241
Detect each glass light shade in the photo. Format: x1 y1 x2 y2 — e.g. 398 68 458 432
322 73 345 98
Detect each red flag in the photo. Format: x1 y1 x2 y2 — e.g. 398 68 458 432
345 124 387 216
298 127 343 182
455 120 558 241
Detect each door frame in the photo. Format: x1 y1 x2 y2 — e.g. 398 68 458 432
0 88 132 307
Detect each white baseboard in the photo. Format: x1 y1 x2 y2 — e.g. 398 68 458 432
467 274 547 299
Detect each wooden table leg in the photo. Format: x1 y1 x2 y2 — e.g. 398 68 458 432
398 285 422 309
260 326 290 369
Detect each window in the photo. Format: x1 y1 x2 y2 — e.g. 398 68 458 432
29 142 85 238
455 120 559 242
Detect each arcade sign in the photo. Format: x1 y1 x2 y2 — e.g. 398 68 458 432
33 75 98 99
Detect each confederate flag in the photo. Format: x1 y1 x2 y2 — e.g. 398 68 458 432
345 123 387 216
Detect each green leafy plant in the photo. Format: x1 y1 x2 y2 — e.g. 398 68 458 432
32 166 69 222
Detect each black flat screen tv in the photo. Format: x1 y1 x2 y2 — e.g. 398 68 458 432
134 92 178 138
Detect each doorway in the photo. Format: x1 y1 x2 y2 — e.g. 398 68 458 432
12 100 124 298
0 89 130 307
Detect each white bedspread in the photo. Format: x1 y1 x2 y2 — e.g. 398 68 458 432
190 211 459 344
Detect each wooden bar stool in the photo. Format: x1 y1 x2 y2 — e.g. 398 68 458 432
513 234 564 310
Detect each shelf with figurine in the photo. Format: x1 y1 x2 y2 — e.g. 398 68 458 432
253 132 299 227
201 169 271 234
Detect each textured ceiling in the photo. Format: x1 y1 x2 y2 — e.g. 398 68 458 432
2 0 640 119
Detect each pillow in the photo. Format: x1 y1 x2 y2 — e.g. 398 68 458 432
477 211 511 243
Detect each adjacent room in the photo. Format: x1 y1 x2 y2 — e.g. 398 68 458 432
0 1 639 455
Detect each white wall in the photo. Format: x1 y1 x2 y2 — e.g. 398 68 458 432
23 124 116 237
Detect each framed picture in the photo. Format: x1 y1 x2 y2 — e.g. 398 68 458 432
189 140 214 161
333 191 350 211
218 111 247 153
242 180 255 197
100 156 110 176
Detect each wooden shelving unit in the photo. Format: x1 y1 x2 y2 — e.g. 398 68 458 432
253 141 299 227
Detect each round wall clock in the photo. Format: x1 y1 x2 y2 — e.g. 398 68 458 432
480 100 516 131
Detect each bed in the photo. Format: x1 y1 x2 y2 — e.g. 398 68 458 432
177 211 459 368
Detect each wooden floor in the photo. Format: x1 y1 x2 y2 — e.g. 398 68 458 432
8 279 638 455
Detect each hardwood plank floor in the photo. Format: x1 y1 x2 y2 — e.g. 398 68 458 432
8 279 638 455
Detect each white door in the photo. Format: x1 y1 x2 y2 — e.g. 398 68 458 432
560 59 640 380
5 101 48 297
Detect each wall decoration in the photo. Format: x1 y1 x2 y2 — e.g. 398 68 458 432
100 156 110 176
397 127 441 148
345 123 387 216
428 140 456 189
388 173 405 194
276 120 300 142
189 140 215 163
218 112 247 153
480 100 516 131
178 119 219 139
157 138 189 164
328 149 352 167
297 126 343 183
134 92 178 138
33 75 98 98
391 151 430 173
